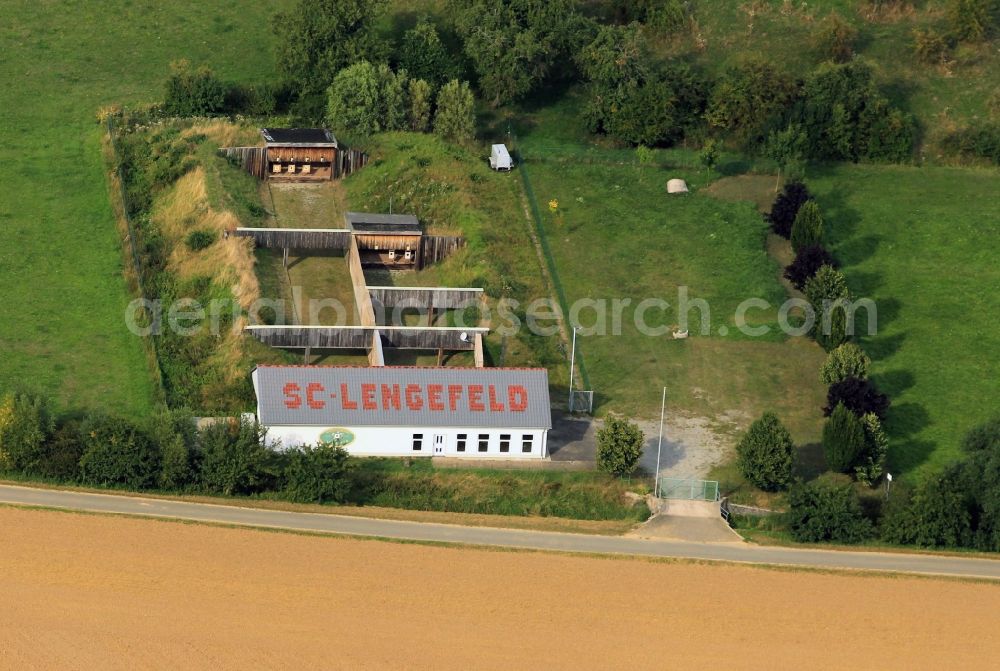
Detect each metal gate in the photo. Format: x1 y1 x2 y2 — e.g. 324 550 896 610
657 477 719 501
569 390 594 414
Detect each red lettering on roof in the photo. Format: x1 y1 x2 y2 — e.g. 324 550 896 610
448 385 463 411
509 385 528 412
341 383 358 410
283 383 302 409
361 384 377 410
405 384 423 411
306 383 325 410
381 384 401 410
428 384 444 411
488 385 505 412
468 385 485 412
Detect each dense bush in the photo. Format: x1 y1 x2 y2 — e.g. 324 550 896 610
855 413 889 486
784 244 837 290
787 478 874 543
824 377 890 419
811 11 858 63
819 342 871 385
791 60 914 162
198 418 273 496
619 0 691 33
185 230 216 252
34 420 85 481
769 180 811 238
913 28 951 65
957 416 1000 551
78 415 160 489
596 414 644 477
736 412 794 492
163 60 226 116
947 0 997 42
790 200 824 253
823 402 867 473
326 61 409 136
283 443 354 504
943 122 1000 164
704 58 798 143
434 79 476 143
880 467 973 547
397 17 458 86
0 391 55 473
148 409 198 490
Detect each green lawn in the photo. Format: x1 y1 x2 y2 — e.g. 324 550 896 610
0 0 289 416
808 164 1000 475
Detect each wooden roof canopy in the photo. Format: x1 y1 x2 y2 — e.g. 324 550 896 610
344 212 422 236
261 128 338 147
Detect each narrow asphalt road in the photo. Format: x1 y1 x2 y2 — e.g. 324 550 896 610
2 484 998 580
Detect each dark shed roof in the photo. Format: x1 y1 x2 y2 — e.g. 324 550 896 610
261 128 338 146
345 211 422 235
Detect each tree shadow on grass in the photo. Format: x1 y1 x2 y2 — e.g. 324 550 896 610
885 401 936 472
835 233 882 266
795 441 827 480
861 330 907 362
872 368 916 397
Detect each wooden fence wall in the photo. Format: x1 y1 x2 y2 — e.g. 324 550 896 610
219 147 268 179
420 235 466 269
346 237 377 327
231 227 352 250
368 287 484 310
244 325 487 351
333 148 369 178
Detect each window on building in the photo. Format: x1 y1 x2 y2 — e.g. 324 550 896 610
499 434 511 453
457 434 467 452
522 434 533 453
412 433 423 451
478 434 489 452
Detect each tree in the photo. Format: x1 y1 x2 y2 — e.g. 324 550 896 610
434 79 476 143
326 61 409 136
596 414 644 477
0 391 55 473
78 414 160 489
947 0 996 42
704 58 798 143
804 264 849 306
398 17 457 86
784 244 837 290
811 11 858 63
764 124 806 192
804 264 851 350
163 60 226 116
958 416 1000 551
855 412 889 486
198 418 272 496
790 200 824 253
148 408 198 490
283 443 354 504
823 402 867 473
787 477 873 543
769 180 811 238
820 342 871 385
699 140 720 173
34 420 84 481
408 78 433 132
274 0 389 98
824 377 890 419
880 466 973 547
452 0 588 107
736 412 794 491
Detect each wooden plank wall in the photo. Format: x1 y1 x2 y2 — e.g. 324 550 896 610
333 148 369 179
219 146 268 179
420 235 466 269
231 228 352 250
346 237 377 327
368 329 386 367
244 326 485 351
368 287 484 310
474 333 486 368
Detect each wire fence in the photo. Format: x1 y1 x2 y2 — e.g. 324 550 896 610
513 137 591 392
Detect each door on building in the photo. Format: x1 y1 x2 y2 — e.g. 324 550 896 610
433 434 446 455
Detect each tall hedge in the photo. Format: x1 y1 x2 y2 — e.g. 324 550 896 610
78 415 160 489
790 200 824 253
823 402 866 473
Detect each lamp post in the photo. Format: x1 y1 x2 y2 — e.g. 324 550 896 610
567 326 581 412
654 387 666 498
885 472 893 501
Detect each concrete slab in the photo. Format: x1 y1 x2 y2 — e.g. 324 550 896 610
629 514 745 544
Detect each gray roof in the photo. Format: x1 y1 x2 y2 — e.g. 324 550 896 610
254 366 551 429
345 212 421 234
261 128 338 146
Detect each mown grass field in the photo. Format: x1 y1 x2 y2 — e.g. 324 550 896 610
0 0 290 415
808 164 1000 474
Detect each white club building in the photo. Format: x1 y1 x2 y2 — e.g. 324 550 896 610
251 365 552 458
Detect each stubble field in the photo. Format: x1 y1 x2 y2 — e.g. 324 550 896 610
1 506 999 670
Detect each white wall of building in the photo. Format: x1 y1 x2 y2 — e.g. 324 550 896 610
264 424 548 459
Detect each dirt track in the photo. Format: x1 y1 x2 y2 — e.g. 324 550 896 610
1 507 998 670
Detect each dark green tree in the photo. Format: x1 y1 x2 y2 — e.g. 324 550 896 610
283 443 354 504
273 0 388 113
78 415 160 489
736 412 794 491
880 466 974 547
434 79 476 143
824 377 890 420
398 17 457 86
163 60 226 116
148 408 198 491
958 416 1000 551
819 342 871 385
198 418 272 496
769 180 811 238
326 61 408 136
0 391 55 473
596 414 645 477
784 244 837 290
705 58 798 144
408 78 434 132
787 478 873 543
810 11 858 63
790 200 824 253
765 124 806 193
823 402 866 473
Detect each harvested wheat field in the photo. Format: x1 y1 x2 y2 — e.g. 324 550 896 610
1 507 998 670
